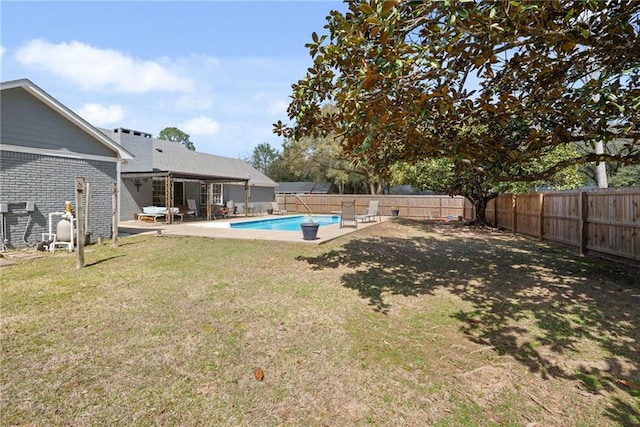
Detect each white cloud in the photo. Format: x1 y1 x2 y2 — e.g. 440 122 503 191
15 39 193 93
266 99 289 116
77 103 125 126
181 116 220 135
0 46 6 59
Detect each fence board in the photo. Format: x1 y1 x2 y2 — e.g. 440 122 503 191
492 188 639 263
275 194 465 220
495 195 514 230
585 190 639 260
276 189 638 263
515 194 541 238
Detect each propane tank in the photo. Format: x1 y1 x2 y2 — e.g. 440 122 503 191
56 218 72 242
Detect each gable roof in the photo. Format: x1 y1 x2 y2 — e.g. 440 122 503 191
103 128 276 187
0 79 133 161
150 138 277 187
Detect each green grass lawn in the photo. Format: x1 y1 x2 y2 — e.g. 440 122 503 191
1 220 638 426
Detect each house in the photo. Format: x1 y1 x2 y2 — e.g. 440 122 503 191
0 79 133 249
100 128 277 220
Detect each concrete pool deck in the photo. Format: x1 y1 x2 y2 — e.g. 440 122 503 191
118 214 390 244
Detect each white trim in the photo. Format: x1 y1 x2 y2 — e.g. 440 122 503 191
0 144 121 163
117 160 122 227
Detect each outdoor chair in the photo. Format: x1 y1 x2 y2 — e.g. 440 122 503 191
271 202 288 215
186 199 198 218
226 200 236 216
212 203 229 219
340 200 358 229
356 200 381 223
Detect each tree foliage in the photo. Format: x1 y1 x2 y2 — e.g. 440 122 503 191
280 104 388 193
281 134 370 193
158 127 195 151
577 138 640 186
274 0 639 219
247 143 280 175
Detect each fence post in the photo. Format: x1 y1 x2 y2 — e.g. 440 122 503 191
493 198 497 227
579 191 588 255
512 194 517 234
538 193 545 241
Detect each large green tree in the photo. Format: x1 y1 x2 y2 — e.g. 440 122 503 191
158 127 195 151
280 104 387 193
392 145 584 223
281 134 371 193
247 142 280 175
275 0 639 222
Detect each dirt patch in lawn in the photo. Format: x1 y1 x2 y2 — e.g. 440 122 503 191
1 220 638 426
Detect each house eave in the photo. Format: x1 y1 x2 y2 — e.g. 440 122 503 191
1 78 134 161
121 170 250 183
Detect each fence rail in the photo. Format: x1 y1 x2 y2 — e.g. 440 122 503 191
277 189 638 263
275 194 466 220
485 188 639 263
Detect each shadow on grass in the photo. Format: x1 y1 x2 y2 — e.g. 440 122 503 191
84 254 126 267
300 220 640 423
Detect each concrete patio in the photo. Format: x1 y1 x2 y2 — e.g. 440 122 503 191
118 214 389 244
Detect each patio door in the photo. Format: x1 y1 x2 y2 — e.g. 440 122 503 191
173 181 185 206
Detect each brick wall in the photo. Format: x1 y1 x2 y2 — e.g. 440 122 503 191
0 151 117 249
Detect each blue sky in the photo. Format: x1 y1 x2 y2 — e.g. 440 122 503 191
1 0 347 158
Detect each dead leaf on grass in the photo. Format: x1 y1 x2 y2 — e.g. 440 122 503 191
254 368 265 381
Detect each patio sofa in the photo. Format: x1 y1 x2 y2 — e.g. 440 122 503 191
137 206 183 222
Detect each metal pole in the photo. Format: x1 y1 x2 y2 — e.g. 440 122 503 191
75 177 85 269
84 182 91 245
112 182 118 247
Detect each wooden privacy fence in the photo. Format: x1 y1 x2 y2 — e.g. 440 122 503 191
486 188 639 263
276 189 638 263
275 194 466 220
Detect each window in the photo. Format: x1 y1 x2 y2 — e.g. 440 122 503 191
201 183 223 205
152 178 165 206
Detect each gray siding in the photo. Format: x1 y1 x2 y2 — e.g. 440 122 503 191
0 151 117 249
120 177 153 220
225 184 274 206
101 128 154 172
0 88 115 158
119 179 203 220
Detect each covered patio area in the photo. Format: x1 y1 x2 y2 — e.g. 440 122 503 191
123 171 251 223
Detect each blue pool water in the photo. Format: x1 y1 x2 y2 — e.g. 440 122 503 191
231 215 340 231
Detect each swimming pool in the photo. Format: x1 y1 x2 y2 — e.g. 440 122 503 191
230 215 339 231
